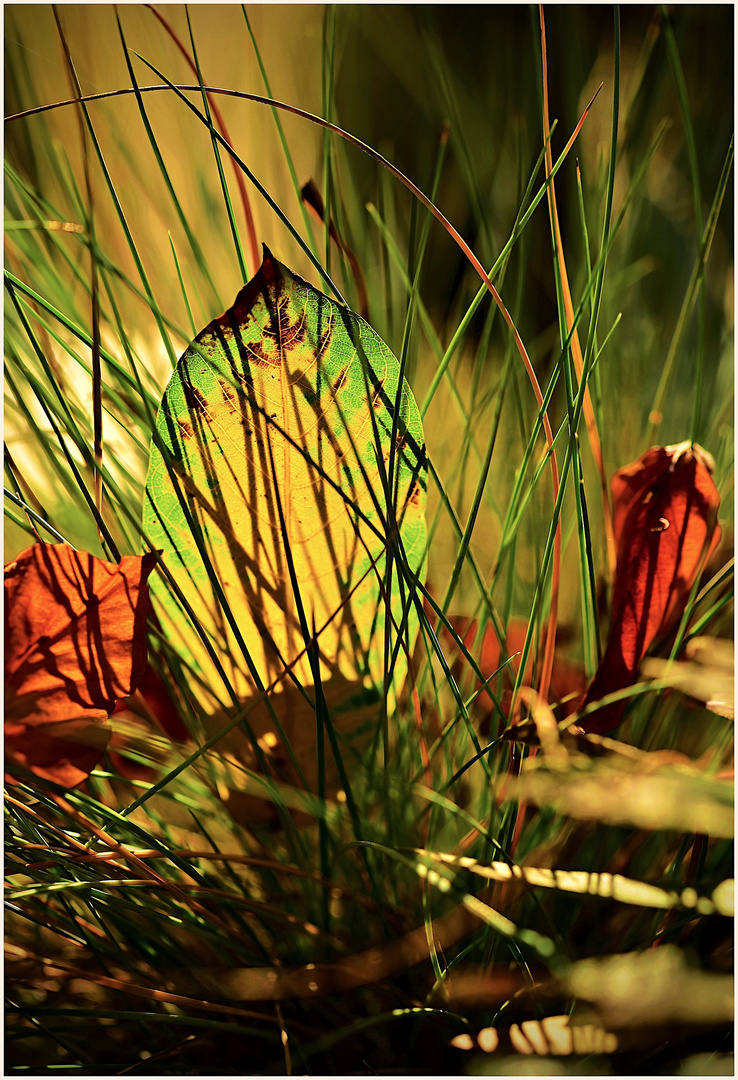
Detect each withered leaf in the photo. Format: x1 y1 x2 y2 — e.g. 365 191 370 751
579 442 721 734
5 543 157 785
445 615 586 716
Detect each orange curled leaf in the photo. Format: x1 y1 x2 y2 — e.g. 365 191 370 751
444 616 586 719
5 543 157 785
113 663 189 744
579 442 722 734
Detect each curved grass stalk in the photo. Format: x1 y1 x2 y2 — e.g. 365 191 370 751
537 5 618 706
7 79 603 758
7 79 601 565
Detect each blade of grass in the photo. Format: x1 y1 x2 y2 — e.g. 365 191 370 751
659 5 706 444
53 9 106 546
648 135 733 440
241 5 318 255
115 11 221 305
145 3 260 275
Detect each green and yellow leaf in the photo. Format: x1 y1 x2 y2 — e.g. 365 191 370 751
143 248 427 779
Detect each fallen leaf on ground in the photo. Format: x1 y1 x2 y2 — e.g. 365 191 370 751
579 442 721 734
113 662 189 743
5 543 157 785
444 615 586 720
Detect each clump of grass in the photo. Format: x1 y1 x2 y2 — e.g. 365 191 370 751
5 5 733 1076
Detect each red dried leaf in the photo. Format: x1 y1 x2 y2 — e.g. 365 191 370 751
579 442 722 734
113 663 189 744
445 616 586 718
5 719 112 789
5 543 157 785
135 663 188 741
